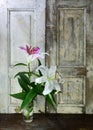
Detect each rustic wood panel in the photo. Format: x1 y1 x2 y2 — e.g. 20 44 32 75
57 8 86 67
46 0 88 113
56 8 86 113
58 77 85 105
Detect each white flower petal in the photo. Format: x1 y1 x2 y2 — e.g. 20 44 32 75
36 65 44 71
39 52 49 59
36 65 48 76
49 66 56 78
49 81 54 89
43 82 53 95
50 66 56 73
36 65 61 95
54 81 61 91
28 55 36 62
35 76 46 83
38 53 44 59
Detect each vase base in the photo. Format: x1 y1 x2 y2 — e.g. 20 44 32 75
23 114 33 123
24 119 33 123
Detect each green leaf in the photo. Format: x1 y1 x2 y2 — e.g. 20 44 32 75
10 92 27 100
30 82 36 87
46 94 56 110
14 63 27 67
18 77 29 92
38 70 42 76
14 72 28 78
30 72 40 77
21 89 37 110
18 73 30 85
34 84 44 95
37 59 43 76
30 82 44 95
38 59 42 66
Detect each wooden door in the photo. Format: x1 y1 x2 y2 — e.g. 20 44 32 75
0 0 46 113
46 0 93 113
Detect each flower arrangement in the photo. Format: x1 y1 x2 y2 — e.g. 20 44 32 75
10 44 64 122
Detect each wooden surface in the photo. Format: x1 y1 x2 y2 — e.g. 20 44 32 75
0 113 93 130
46 0 93 114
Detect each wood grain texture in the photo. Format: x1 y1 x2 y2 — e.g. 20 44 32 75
46 0 93 113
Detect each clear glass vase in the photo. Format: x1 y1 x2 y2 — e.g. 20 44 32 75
22 102 33 123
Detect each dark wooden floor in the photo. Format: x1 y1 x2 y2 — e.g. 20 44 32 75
0 113 93 130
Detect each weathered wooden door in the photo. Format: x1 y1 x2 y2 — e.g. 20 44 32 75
0 0 46 113
46 0 93 113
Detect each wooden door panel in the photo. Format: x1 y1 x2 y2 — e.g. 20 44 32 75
8 9 35 64
46 0 88 113
57 8 86 66
56 8 86 113
58 77 85 104
8 9 36 112
8 4 45 112
0 0 46 113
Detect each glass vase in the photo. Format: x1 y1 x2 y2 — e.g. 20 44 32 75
22 102 33 123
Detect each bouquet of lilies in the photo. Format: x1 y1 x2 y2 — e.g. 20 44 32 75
10 44 64 114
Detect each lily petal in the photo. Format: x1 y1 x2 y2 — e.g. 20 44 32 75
35 76 46 84
36 66 48 76
43 82 53 95
49 66 56 78
54 81 61 91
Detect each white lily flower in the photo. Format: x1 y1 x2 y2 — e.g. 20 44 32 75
35 66 61 95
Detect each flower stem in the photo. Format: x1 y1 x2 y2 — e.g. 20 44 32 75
28 62 31 79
